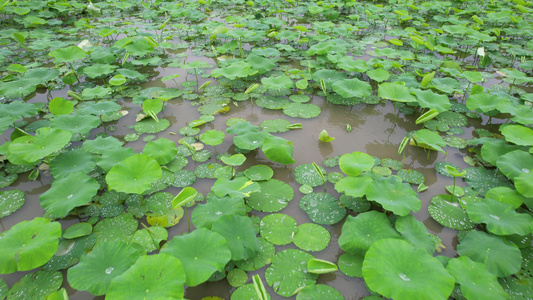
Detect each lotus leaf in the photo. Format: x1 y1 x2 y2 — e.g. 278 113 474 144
339 195 370 212
79 101 122 116
63 222 92 239
221 154 246 166
338 252 364 277
312 69 346 86
261 74 294 91
515 172 533 198
378 82 417 103
467 92 506 113
366 176 420 216
244 165 274 181
260 213 297 245
142 138 177 165
134 118 170 133
96 147 137 172
83 136 123 154
464 167 512 196
485 187 525 209
211 61 257 80
234 131 269 150
231 283 272 300
106 154 162 194
246 179 293 212
331 78 372 98
446 256 507 300
50 114 101 135
337 57 368 73
428 194 475 230
166 156 188 172
265 249 318 297
334 175 372 198
0 217 61 274
294 163 327 187
192 196 246 229
292 223 330 252
81 86 112 100
411 88 451 113
395 215 436 254
410 129 446 153
211 177 260 198
200 129 225 146
338 151 374 176
212 214 260 260
67 241 145 296
49 45 86 63
49 97 73 116
362 239 455 300
42 235 96 272
195 162 222 178
299 192 346 225
283 103 321 119
366 68 390 82
501 125 533 146
307 258 338 274
262 134 295 165
428 77 461 94
227 121 260 135
161 228 231 287
7 270 62 300
82 63 116 79
260 119 292 133
49 148 95 179
457 230 522 277
8 127 72 165
0 189 25 218
236 237 275 271
170 169 195 188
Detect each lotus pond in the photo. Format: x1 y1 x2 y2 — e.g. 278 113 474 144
1 0 533 299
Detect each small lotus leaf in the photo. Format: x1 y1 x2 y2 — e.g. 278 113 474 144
410 129 446 153
260 119 292 133
49 148 96 179
283 103 321 119
96 147 137 172
192 196 246 229
294 163 326 187
260 213 298 245
161 228 231 287
515 172 533 198
262 135 295 165
93 214 138 244
261 74 294 91
49 97 74 116
106 154 162 194
334 175 372 198
366 176 421 216
265 249 318 297
496 150 533 180
211 177 260 198
292 223 330 252
395 215 436 254
339 151 374 176
49 46 86 63
234 131 269 150
378 82 417 102
200 130 225 146
83 136 123 154
411 88 451 113
428 194 475 230
82 63 116 79
221 154 246 166
63 223 92 239
7 270 62 300
79 101 122 117
464 167 512 196
299 192 346 225
397 169 425 185
50 114 101 135
143 138 177 165
212 214 260 260
331 78 372 98
437 111 468 127
195 162 222 178
0 189 25 218
131 226 168 253
134 118 170 133
246 179 293 212
244 165 274 181
236 237 275 271
227 121 260 135
338 252 364 277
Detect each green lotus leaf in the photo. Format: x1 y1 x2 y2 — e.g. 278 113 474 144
515 172 533 198
244 165 274 181
161 228 231 287
467 198 533 236
485 186 525 209
366 176 421 216
340 194 370 212
195 162 222 178
338 211 401 255
261 74 294 91
292 223 330 252
236 237 275 271
411 88 451 113
457 230 522 277
192 196 246 229
339 151 374 176
0 217 61 274
227 268 248 287
312 69 346 86
299 192 346 225
63 222 92 240
165 155 188 172
211 176 260 198
106 253 185 299
265 249 318 297
260 119 292 133
83 136 123 154
366 68 390 82
50 114 101 135
109 74 127 85
67 241 145 296
8 127 72 165
42 235 96 272
496 150 533 180
246 179 293 212
106 154 162 194
307 258 338 274
464 167 513 196
49 148 95 179
7 270 62 300
82 63 116 79
40 172 100 218
260 213 297 245
200 129 225 146
142 138 177 165
170 169 196 188
221 154 246 166
319 129 335 142
81 86 112 100
231 283 271 300
378 82 417 103
131 226 168 253
331 78 372 98
335 175 372 199
49 46 86 63
501 124 533 146
96 147 137 172
79 101 122 116
234 131 269 150
467 92 506 113
211 61 256 80
25 67 60 83
363 239 455 300
49 97 73 116
294 163 326 187
0 101 38 122
212 214 260 260
262 134 295 165
428 77 461 94
395 214 436 254
0 189 25 218
428 194 475 230
283 103 321 119
338 252 364 277
134 118 170 133
227 121 260 135
336 57 368 73
93 214 138 244
289 94 310 103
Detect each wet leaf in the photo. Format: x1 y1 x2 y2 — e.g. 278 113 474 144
265 249 318 297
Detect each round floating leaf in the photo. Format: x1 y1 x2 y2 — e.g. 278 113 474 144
411 88 451 113
195 162 222 178
40 172 100 218
234 131 268 150
0 189 25 218
331 78 372 98
496 150 533 180
466 198 533 236
83 136 123 154
49 46 86 63
143 138 177 165
8 127 72 164
260 213 298 245
106 253 186 299
265 249 318 297
339 151 374 176
67 241 145 296
131 226 168 253
80 101 122 117
457 231 522 277
261 119 292 133
363 239 455 300
161 228 232 287
411 129 446 153
261 74 294 91
200 130 225 146
501 125 533 146
172 170 196 188
7 270 62 300
63 223 92 239
221 154 246 166
340 195 370 212
212 177 260 198
227 268 248 287
378 82 417 103
49 97 73 116
134 118 170 134
338 252 364 277
446 256 507 300
485 187 525 209
262 135 295 165
283 103 321 119
231 283 272 300
334 175 372 198
338 211 400 255
0 217 61 274
515 172 533 198
395 215 436 255
292 223 330 252
255 96 289 110
366 68 390 82
397 169 425 185
428 194 475 230
366 176 421 216
244 165 273 181
50 114 101 135
106 154 162 194
42 235 96 272
299 192 346 225
49 148 96 179
212 215 260 260
464 167 512 196
294 163 326 187
82 63 117 79
93 214 138 244
236 237 275 271
247 179 294 212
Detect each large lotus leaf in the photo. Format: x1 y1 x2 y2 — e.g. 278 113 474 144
299 192 346 225
40 172 100 218
294 163 326 187
8 127 72 165
0 217 61 274
366 68 390 82
378 82 417 103
6 270 62 300
467 92 506 113
261 74 294 91
331 78 372 98
334 175 372 198
262 135 295 165
0 78 40 99
0 101 38 121
226 121 260 135
106 154 162 194
0 189 25 218
195 162 222 178
50 114 101 135
457 231 522 277
428 194 475 230
283 103 321 119
501 125 533 146
134 118 170 133
515 172 533 198
211 177 260 198
93 214 138 244
49 46 86 63
265 249 318 297
260 119 292 133
296 284 343 300
256 96 290 110
464 167 512 196
428 77 461 94
496 150 533 180
411 88 451 113
312 69 346 86
200 129 225 146
42 235 96 272
49 97 73 116
260 213 298 245
338 211 401 255
246 179 293 212
339 151 374 176
67 241 145 296
467 198 533 236
234 131 269 150
83 136 123 154
96 147 137 172
336 57 368 73
49 148 95 179
106 253 186 299
142 138 177 165
211 214 260 260
25 67 60 83
395 215 436 255
410 129 446 153
362 239 455 300
446 256 507 300
172 169 196 188
192 196 246 229
161 228 231 287
236 237 275 272
366 176 420 216
485 186 525 209
82 63 116 79
244 164 274 181
292 223 330 252
79 101 122 116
